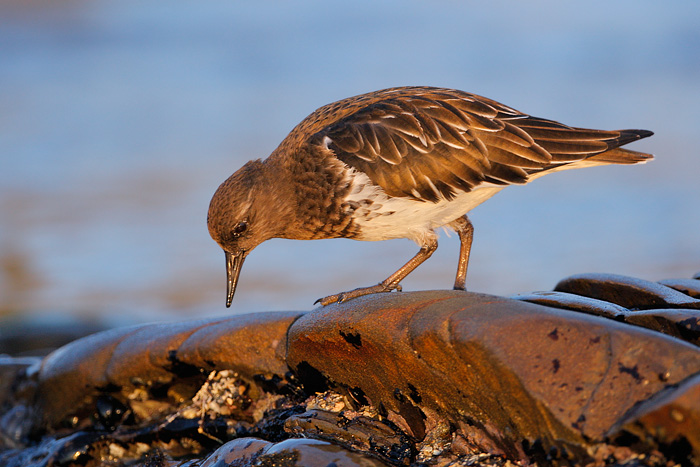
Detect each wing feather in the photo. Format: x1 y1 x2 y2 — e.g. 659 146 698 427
435 120 470 149
375 126 402 165
305 87 652 202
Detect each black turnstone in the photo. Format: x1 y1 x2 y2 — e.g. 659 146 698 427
208 86 653 307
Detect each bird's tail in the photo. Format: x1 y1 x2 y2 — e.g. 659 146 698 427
587 128 654 164
586 147 654 165
530 129 654 179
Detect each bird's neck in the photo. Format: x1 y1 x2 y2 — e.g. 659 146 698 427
268 143 356 241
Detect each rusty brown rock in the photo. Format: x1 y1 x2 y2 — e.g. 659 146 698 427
176 311 303 377
513 291 629 319
286 290 700 461
610 373 700 464
105 317 232 386
623 309 700 345
5 278 700 465
37 323 149 429
554 273 700 310
37 312 305 430
516 290 700 346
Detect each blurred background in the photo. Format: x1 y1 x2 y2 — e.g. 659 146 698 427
1 1 698 335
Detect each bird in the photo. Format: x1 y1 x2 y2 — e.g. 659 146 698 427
207 86 653 308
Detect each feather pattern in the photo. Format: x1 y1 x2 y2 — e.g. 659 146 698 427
272 86 652 203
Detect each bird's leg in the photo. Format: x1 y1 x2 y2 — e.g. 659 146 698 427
450 215 474 291
316 237 438 306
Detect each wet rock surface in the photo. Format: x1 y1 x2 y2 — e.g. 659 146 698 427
517 273 700 346
1 273 699 466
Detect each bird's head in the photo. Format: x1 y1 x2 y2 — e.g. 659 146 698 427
207 159 284 307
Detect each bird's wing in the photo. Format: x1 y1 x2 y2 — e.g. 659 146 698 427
314 88 650 202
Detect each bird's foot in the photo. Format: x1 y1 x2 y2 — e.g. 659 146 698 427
315 282 401 306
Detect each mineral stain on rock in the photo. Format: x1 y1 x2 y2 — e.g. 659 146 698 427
339 330 362 349
571 414 587 431
618 363 643 383
552 358 561 374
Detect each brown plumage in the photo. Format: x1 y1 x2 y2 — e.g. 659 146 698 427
208 86 653 307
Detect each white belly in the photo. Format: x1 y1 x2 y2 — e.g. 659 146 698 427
344 171 504 244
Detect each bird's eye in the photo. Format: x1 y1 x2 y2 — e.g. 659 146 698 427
231 221 248 237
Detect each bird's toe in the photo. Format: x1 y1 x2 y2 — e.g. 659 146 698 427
316 283 402 307
315 293 341 306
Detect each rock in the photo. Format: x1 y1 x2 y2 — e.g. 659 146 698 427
284 408 412 464
2 274 700 466
37 323 150 430
519 274 700 346
554 273 700 310
37 311 304 431
513 290 628 319
259 438 391 467
0 356 38 407
610 373 700 465
0 356 40 449
199 437 271 466
174 311 301 377
623 309 700 345
200 437 391 467
658 278 700 298
286 290 700 462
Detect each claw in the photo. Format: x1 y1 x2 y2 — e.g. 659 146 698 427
314 294 341 306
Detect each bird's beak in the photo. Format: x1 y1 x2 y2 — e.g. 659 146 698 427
225 250 246 308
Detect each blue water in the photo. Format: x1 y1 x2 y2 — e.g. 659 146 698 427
1 1 699 323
